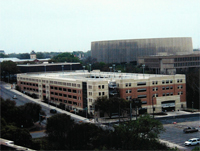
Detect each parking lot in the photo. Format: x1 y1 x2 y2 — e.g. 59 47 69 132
160 118 200 150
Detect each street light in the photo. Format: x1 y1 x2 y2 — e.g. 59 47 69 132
109 67 112 72
129 99 132 121
61 65 64 74
192 102 194 113
44 65 46 73
152 95 155 118
142 64 145 76
89 64 91 72
113 64 115 72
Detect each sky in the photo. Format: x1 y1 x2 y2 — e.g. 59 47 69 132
0 0 199 54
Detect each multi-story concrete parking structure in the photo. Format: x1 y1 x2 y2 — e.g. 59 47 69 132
91 37 193 63
17 71 186 116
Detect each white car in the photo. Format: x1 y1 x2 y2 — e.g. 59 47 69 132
184 138 200 146
5 141 14 146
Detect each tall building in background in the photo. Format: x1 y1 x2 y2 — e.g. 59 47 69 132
91 37 193 63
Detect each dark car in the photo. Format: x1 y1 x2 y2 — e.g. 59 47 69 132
50 109 57 114
183 127 198 133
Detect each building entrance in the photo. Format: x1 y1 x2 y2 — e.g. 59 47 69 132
161 100 175 112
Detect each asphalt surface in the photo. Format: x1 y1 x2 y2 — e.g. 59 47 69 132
160 117 200 150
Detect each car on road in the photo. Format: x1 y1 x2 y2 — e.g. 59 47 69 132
183 127 198 133
50 109 57 114
12 95 17 99
184 138 200 146
5 141 14 146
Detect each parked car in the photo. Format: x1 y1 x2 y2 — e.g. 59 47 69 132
184 138 200 146
183 127 198 133
12 95 17 99
50 109 57 114
5 141 14 146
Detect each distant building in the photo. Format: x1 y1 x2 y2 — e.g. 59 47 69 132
138 52 200 74
17 62 82 73
91 37 193 63
30 50 36 59
17 70 186 116
0 50 5 54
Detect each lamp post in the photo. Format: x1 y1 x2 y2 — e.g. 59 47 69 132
192 102 194 113
113 64 115 72
89 64 91 72
109 67 112 72
152 95 154 118
44 65 46 73
62 65 64 74
129 99 132 121
142 64 145 76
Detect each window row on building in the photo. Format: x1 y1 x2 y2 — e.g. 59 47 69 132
50 97 82 106
174 61 200 67
174 56 200 62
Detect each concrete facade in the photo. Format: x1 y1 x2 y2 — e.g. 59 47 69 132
138 52 200 74
17 71 186 116
91 37 193 63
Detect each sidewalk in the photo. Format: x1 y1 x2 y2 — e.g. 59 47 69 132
159 139 188 150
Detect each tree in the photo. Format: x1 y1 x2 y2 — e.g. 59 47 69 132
109 114 167 150
0 61 20 82
1 125 32 148
50 52 80 63
36 52 45 59
19 53 30 59
95 96 129 118
45 114 74 150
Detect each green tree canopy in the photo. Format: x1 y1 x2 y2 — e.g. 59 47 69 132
50 52 80 63
0 60 20 76
95 96 129 118
45 113 74 150
1 125 32 148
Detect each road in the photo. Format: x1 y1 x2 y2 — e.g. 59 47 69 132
0 82 53 118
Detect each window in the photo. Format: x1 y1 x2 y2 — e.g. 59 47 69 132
88 85 92 89
59 87 62 91
170 86 173 89
142 101 147 104
137 88 146 92
54 87 58 90
153 87 158 91
163 93 165 96
73 102 77 105
137 82 146 86
171 93 173 95
72 83 76 87
102 85 104 89
162 80 165 84
59 93 62 96
126 90 128 93
55 92 58 95
89 92 92 96
102 92 105 95
137 95 147 98
51 92 54 95
51 86 53 89
64 100 67 103
59 99 62 102
68 101 72 104
177 79 179 83
73 96 77 99
166 93 169 96
51 97 54 100
152 81 154 85
155 81 158 84
129 83 131 86
126 83 128 87
73 90 77 93
89 99 92 102
63 88 67 91
153 94 158 97
170 80 173 83
64 94 67 97
98 85 101 89
77 84 80 88
68 95 72 98
162 87 165 90
68 89 71 92
166 87 169 90
99 92 101 96
166 80 169 84
180 79 182 82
